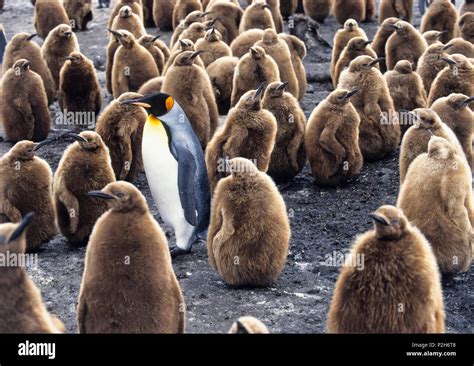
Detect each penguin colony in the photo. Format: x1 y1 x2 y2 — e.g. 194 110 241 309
0 0 473 334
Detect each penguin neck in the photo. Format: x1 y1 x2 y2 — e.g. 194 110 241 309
145 114 169 143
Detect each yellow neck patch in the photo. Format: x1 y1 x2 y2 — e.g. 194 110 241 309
146 115 168 143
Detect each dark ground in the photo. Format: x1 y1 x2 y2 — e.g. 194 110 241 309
0 0 472 334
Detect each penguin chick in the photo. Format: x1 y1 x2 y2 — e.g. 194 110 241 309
174 21 209 49
204 1 243 44
162 51 219 148
110 29 159 98
195 28 232 67
108 0 143 28
279 33 307 101
206 86 277 191
445 37 474 58
333 37 377 87
364 0 375 22
58 51 102 116
138 35 165 74
398 136 474 274
461 0 474 15
110 5 146 39
78 181 185 333
265 0 284 32
379 0 414 24
207 157 290 287
0 59 51 143
206 56 239 115
399 108 463 183
428 54 474 106
458 11 474 44
154 38 170 64
384 60 427 135
417 41 455 95
386 20 427 70
0 215 65 333
0 141 57 252
64 0 93 31
338 55 400 160
34 0 69 39
263 81 307 184
153 0 176 31
163 39 204 74
42 24 80 89
305 88 363 186
229 29 264 58
95 92 147 182
254 29 299 99
327 205 445 333
173 0 202 30
431 93 474 167
138 76 164 95
303 0 331 23
331 19 368 83
170 10 208 47
231 46 280 107
239 0 275 33
280 0 297 19
420 0 458 44
2 33 56 105
105 36 120 94
423 30 448 45
142 0 154 27
372 17 398 73
332 0 366 25
228 316 270 334
54 131 115 245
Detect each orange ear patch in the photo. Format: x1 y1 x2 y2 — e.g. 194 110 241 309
166 96 174 111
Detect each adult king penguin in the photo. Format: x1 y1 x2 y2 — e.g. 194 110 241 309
122 93 211 258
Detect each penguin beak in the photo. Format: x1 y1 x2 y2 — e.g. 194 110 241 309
108 29 122 38
64 31 73 37
87 191 114 200
8 213 35 243
441 57 456 65
120 97 152 109
188 50 204 61
22 61 32 69
249 47 258 56
201 11 211 17
151 35 161 42
343 88 359 100
207 18 218 28
367 57 385 67
362 40 373 47
263 4 270 9
210 27 216 35
276 81 289 92
27 33 37 41
179 39 188 48
67 133 87 143
33 139 53 151
436 30 448 40
369 213 390 226
253 83 266 101
442 43 454 51
462 96 474 106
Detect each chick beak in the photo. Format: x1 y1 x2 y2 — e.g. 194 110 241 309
188 50 204 61
367 57 385 67
276 81 289 92
64 31 73 37
120 97 152 109
343 88 359 100
151 35 161 42
26 33 37 41
369 213 390 226
8 213 35 243
207 18 218 28
436 30 449 40
462 96 474 106
87 191 114 200
67 133 87 143
441 57 456 66
107 29 122 38
33 139 53 151
253 82 266 101
442 43 454 51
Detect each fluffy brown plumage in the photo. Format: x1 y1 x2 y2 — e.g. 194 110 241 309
333 0 366 25
108 0 143 28
173 0 202 29
372 17 397 73
239 0 275 32
458 11 474 43
417 41 455 95
279 33 307 101
229 29 263 58
228 316 270 334
420 0 458 44
64 0 93 31
379 0 414 24
206 56 239 115
153 0 176 31
34 0 69 39
204 2 243 44
386 20 427 70
110 5 146 39
138 35 165 74
195 28 232 67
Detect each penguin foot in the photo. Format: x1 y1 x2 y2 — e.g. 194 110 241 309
170 247 191 259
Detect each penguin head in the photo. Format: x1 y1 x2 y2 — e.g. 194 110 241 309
348 55 384 73
442 54 472 72
343 18 359 32
178 38 195 51
411 108 442 130
0 213 34 255
264 81 289 99
394 60 414 74
228 158 259 179
459 12 474 36
185 10 209 25
118 5 132 18
236 83 266 111
120 92 176 118
68 131 104 151
188 22 208 36
11 32 37 46
347 37 372 52
88 181 147 213
427 41 453 59
108 29 135 48
369 206 407 241
174 50 204 66
12 59 31 75
390 21 411 36
8 140 52 161
249 46 266 60
65 51 85 66
262 28 279 45
428 136 455 161
446 93 474 110
138 34 161 49
328 88 360 106
54 24 74 38
205 27 221 42
252 0 270 12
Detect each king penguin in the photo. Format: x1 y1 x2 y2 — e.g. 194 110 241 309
121 93 211 258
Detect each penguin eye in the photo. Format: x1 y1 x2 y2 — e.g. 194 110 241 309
116 193 125 198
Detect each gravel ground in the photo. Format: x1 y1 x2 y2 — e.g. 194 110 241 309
0 0 472 334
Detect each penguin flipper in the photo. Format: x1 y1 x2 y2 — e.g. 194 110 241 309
0 26 6 65
172 143 198 227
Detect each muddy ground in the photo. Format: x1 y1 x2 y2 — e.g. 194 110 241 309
0 0 472 334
